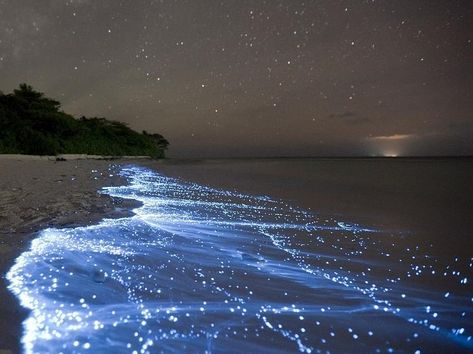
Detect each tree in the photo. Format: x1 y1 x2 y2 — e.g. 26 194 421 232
0 84 169 157
13 83 61 111
143 130 169 150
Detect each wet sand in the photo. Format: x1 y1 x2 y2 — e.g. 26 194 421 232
0 158 140 353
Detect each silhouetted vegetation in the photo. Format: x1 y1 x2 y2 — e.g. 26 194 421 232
0 84 169 157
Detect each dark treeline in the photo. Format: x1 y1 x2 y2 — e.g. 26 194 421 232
0 84 169 157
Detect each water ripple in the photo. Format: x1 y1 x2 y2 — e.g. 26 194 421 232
7 166 473 353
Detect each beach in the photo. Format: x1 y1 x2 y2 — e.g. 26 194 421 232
1 157 472 353
0 157 140 353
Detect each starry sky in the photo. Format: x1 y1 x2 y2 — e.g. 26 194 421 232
1 0 472 157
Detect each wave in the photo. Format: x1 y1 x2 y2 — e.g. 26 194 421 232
7 166 472 353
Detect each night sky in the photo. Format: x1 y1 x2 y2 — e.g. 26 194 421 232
1 1 472 157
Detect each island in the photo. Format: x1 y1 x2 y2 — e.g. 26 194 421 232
0 84 169 158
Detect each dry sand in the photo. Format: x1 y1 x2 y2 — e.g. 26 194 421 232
0 157 141 353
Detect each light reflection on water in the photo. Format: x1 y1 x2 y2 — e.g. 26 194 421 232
6 166 473 353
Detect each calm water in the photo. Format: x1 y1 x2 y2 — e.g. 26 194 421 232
7 161 473 353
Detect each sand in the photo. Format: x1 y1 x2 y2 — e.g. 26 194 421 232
0 157 140 353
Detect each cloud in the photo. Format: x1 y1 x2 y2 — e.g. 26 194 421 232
328 111 356 119
368 134 417 141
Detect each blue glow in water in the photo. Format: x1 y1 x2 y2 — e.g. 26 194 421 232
7 166 473 353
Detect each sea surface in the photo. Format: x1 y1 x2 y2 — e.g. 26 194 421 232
7 159 473 353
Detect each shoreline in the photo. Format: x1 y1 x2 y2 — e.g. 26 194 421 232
0 154 154 161
2 157 472 353
0 159 141 354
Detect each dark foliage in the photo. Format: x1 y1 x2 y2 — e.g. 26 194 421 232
0 84 169 157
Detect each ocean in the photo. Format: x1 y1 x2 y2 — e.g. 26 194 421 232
7 158 473 353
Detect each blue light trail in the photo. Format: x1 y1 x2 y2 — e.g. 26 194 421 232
7 166 472 353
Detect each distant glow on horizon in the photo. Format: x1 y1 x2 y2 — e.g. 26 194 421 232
370 149 401 157
6 166 473 353
383 151 399 157
366 133 416 157
369 134 416 141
